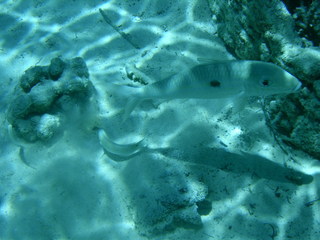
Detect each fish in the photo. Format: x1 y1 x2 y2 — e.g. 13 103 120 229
122 60 301 120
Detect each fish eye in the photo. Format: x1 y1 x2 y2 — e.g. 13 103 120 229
210 80 221 87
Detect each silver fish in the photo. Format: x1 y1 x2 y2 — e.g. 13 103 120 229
123 60 301 120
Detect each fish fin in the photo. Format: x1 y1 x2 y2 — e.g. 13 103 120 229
122 97 143 122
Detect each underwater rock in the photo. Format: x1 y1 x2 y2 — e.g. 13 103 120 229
267 89 320 159
7 57 94 143
70 57 89 78
313 80 320 99
29 80 60 112
207 0 320 82
290 0 320 46
208 0 301 61
36 114 61 140
136 180 207 236
124 160 208 236
284 47 320 84
7 94 33 121
48 57 66 80
20 66 49 93
207 0 320 160
11 118 39 142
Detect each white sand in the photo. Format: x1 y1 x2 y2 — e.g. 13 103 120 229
0 0 320 239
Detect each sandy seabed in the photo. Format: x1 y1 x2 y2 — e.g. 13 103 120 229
0 1 319 240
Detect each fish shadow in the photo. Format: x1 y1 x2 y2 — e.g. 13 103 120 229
105 144 313 186
154 147 313 185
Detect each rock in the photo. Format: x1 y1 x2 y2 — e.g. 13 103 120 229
290 0 320 46
62 76 91 96
312 80 320 99
207 0 320 160
70 57 89 78
207 0 301 61
288 116 320 159
36 114 61 140
12 118 39 142
7 94 33 121
29 81 60 113
48 57 66 80
20 66 49 93
284 47 320 83
125 161 209 236
267 89 320 159
7 57 94 143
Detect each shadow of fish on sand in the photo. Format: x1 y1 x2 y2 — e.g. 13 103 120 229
98 129 313 186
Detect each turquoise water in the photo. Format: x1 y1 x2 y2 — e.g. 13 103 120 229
0 1 320 240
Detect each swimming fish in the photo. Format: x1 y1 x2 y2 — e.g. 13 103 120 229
123 60 301 120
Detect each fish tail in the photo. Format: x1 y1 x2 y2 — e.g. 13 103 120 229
122 97 142 122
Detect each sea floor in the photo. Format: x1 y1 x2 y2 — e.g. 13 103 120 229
0 1 320 240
